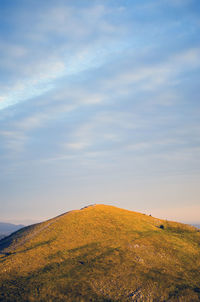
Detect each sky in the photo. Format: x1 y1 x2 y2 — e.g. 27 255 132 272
0 0 200 225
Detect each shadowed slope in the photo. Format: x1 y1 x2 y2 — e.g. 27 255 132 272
0 223 24 236
0 223 25 241
0 204 200 301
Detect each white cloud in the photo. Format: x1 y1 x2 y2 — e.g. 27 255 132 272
15 113 47 131
81 95 105 105
0 42 27 59
102 47 200 94
0 96 6 102
0 130 27 153
173 47 200 68
0 2 125 111
0 105 74 154
126 138 185 152
66 142 90 150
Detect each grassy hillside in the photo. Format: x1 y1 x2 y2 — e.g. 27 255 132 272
0 204 200 301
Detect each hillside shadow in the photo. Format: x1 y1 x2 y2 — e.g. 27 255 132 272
0 224 39 253
0 242 117 302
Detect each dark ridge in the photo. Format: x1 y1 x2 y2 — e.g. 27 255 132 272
0 224 38 253
80 204 96 210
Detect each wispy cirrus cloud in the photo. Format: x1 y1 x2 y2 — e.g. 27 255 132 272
0 2 128 111
0 0 200 222
101 47 200 94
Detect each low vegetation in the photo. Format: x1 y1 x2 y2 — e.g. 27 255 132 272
0 204 200 301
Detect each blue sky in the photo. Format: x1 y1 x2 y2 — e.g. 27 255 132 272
0 0 200 224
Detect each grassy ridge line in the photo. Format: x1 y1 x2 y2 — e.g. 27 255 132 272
0 204 195 253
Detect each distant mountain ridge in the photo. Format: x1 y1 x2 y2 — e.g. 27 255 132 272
192 224 200 229
0 222 24 239
0 204 200 301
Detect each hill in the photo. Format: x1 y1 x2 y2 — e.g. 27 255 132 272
0 204 200 301
0 222 24 240
192 224 200 229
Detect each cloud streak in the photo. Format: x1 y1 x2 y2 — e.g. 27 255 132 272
0 2 129 110
0 0 200 223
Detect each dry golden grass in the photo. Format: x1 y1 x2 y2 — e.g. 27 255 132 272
0 204 200 301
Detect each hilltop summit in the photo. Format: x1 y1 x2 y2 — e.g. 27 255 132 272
0 204 200 301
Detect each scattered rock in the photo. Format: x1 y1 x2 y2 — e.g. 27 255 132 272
156 224 165 229
128 288 143 301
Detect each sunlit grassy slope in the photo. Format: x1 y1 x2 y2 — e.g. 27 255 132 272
0 204 200 301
